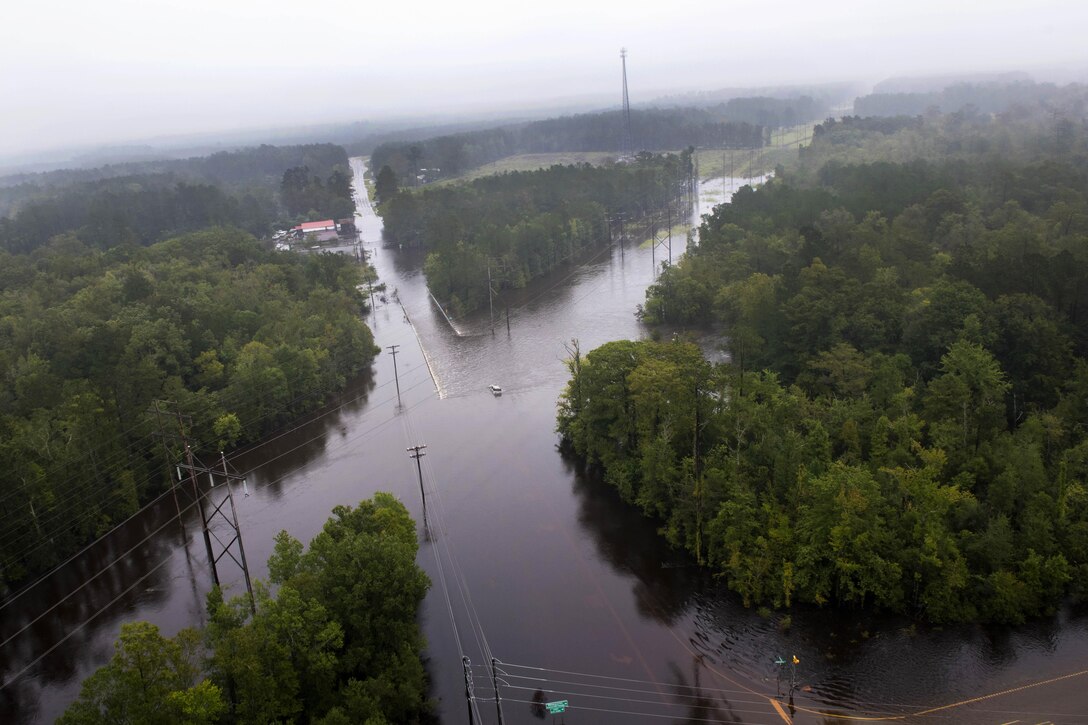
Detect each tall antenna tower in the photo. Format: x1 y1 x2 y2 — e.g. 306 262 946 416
620 48 633 158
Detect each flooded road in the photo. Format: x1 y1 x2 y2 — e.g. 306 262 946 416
4 159 1088 724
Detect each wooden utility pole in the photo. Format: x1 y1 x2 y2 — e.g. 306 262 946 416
487 262 495 334
387 345 402 406
490 658 507 725
463 656 476 725
407 444 427 512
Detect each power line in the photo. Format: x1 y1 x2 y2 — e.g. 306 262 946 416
0 552 178 691
0 357 369 553
0 496 202 650
240 372 436 480
0 486 181 613
224 362 425 463
0 361 390 573
498 683 783 719
500 696 779 724
0 324 388 504
495 670 767 704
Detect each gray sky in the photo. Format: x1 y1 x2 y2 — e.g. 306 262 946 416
3 0 1087 157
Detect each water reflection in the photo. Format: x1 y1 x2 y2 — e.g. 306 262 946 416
565 452 695 628
233 367 377 493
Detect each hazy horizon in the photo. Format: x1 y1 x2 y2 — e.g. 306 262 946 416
4 0 1087 161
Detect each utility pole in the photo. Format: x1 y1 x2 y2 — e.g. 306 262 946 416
667 205 673 266
407 444 427 512
387 345 401 406
620 48 633 158
490 658 507 725
722 147 726 197
487 261 495 335
463 656 477 725
650 215 656 272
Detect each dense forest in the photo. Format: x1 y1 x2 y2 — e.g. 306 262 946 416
559 109 1088 623
0 144 350 205
0 144 355 247
378 152 694 316
370 107 768 184
59 494 432 724
0 228 377 590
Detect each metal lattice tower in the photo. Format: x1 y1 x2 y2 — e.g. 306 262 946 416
620 48 633 158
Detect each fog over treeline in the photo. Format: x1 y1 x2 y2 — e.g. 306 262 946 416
4 0 1086 164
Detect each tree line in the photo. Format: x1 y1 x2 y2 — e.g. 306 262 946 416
378 153 694 317
853 80 1088 119
59 494 432 724
0 228 378 590
0 144 356 251
0 144 351 211
370 108 765 184
559 110 1088 623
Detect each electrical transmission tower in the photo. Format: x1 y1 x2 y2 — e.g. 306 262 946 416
620 48 633 159
151 401 256 614
178 451 255 615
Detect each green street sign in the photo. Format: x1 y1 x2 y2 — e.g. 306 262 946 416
545 699 569 714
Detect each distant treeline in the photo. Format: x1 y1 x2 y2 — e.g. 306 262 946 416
378 153 693 316
0 143 349 193
370 107 772 184
0 143 354 226
0 146 357 253
706 96 829 128
0 228 377 589
0 175 279 252
854 81 1088 118
811 115 925 142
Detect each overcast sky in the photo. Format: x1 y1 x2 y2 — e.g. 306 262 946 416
2 0 1087 158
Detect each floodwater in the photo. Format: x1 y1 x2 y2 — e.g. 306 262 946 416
3 160 1088 724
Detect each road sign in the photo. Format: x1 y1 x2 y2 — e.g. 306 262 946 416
545 700 569 714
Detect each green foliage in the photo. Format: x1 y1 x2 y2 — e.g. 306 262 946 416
280 164 356 219
381 155 690 314
0 228 378 589
58 622 225 725
563 107 1088 623
373 165 399 205
64 495 431 724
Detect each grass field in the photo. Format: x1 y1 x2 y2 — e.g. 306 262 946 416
435 152 621 185
430 123 818 189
